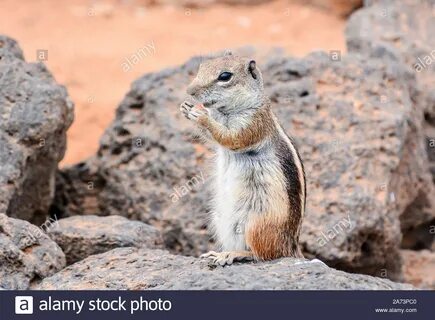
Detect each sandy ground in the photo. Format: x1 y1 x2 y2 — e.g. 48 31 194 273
0 0 345 166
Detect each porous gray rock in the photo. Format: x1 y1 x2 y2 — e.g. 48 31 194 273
36 247 413 290
346 0 435 126
52 48 431 280
346 0 435 248
47 215 163 265
0 36 24 60
0 213 66 290
0 35 74 224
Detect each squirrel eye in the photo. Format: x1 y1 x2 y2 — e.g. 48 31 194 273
217 72 233 82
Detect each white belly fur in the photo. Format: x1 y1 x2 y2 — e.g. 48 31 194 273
212 147 247 251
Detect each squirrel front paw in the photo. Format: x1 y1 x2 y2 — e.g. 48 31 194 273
200 251 254 267
180 101 209 122
201 251 234 266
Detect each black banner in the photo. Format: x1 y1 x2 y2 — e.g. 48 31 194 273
1 290 433 319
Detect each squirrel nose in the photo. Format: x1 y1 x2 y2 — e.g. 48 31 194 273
186 84 197 96
186 81 202 97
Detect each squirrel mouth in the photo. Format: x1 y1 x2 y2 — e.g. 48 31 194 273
203 100 228 114
203 99 218 108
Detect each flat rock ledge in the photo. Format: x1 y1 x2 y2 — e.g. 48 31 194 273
37 248 413 290
48 215 163 265
47 215 163 265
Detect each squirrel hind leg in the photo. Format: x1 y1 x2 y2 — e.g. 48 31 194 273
245 213 302 261
200 250 255 266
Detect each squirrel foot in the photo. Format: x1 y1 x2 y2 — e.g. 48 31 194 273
180 101 209 122
200 250 255 266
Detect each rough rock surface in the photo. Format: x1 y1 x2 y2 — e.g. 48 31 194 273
346 0 435 249
36 247 412 290
0 35 74 224
401 249 435 289
52 47 432 280
0 214 66 289
47 215 163 265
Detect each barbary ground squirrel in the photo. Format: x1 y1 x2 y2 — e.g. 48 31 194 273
180 53 306 266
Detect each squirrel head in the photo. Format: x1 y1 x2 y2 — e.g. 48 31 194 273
186 54 265 113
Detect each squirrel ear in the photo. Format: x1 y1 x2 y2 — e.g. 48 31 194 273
248 60 258 80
